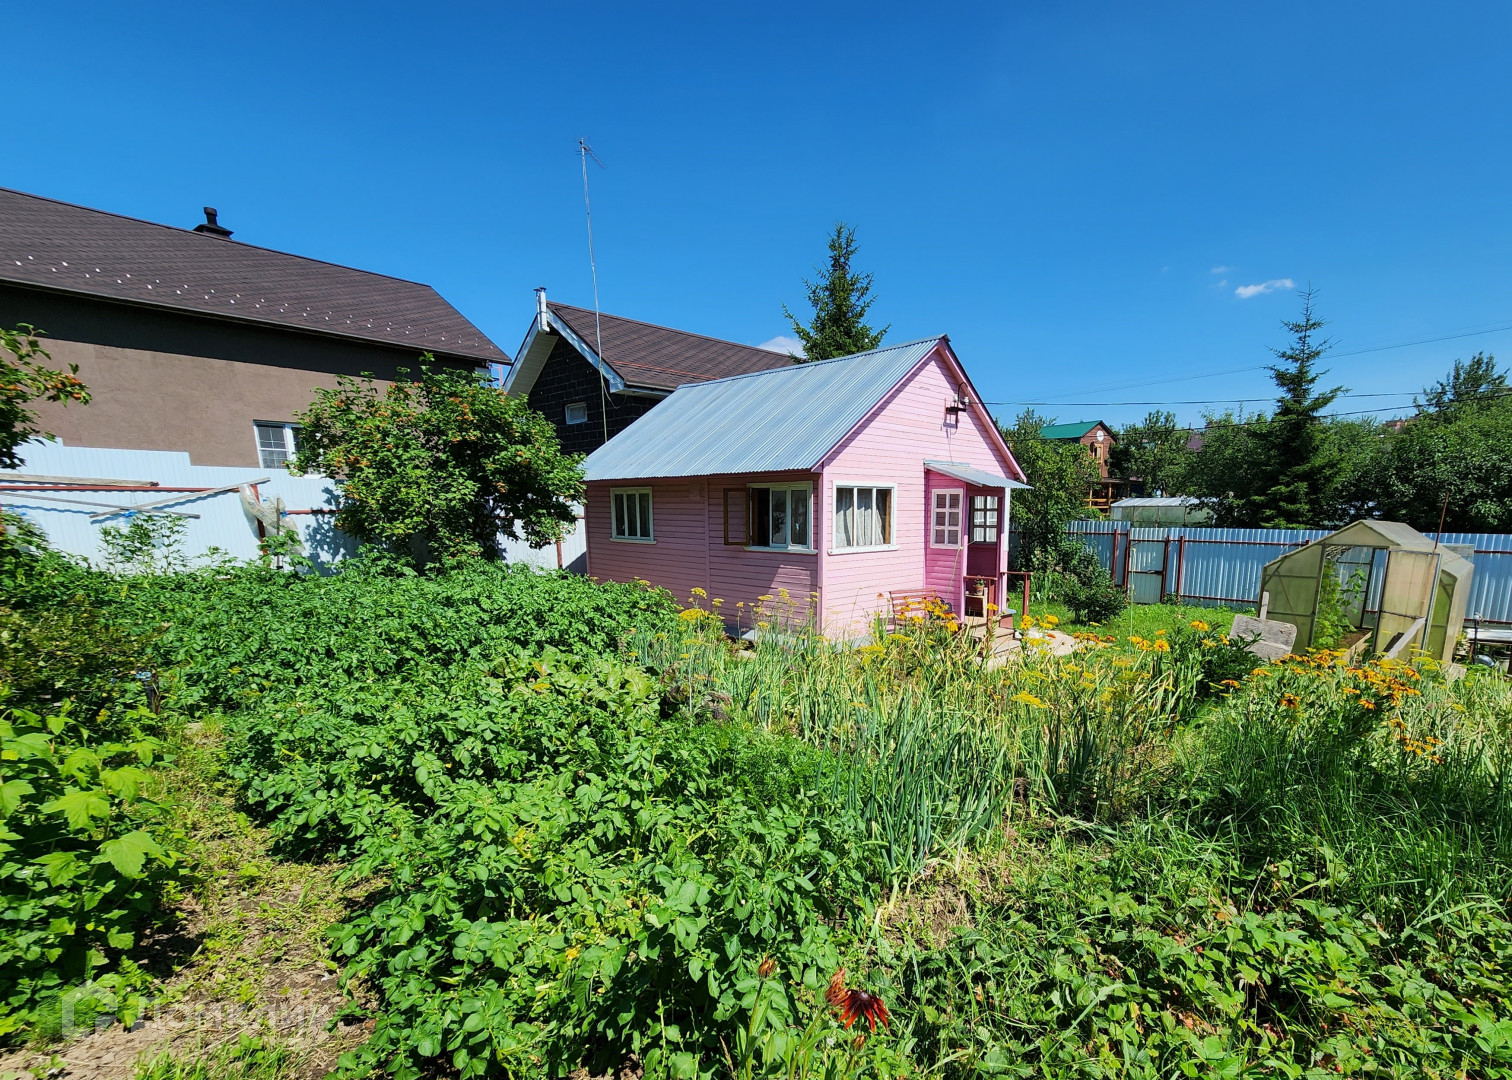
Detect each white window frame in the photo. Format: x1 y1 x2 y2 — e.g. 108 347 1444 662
970 494 1000 544
610 487 655 543
830 482 896 553
253 421 301 470
745 482 815 553
931 488 964 549
564 402 588 425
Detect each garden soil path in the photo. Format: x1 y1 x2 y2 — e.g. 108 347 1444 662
0 726 374 1080
983 628 1078 667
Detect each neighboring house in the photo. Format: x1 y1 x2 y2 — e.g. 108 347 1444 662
1040 420 1125 511
0 188 503 468
503 289 794 456
581 337 1027 638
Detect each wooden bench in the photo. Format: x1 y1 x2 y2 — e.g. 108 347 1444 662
888 591 947 631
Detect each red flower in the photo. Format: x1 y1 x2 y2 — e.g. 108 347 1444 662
826 968 890 1031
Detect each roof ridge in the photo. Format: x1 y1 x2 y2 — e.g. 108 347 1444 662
0 186 435 290
677 336 945 390
547 300 788 356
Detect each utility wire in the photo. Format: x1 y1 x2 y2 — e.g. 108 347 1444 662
1031 320 1512 402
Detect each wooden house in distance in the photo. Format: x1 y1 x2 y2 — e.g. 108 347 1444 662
1039 420 1125 510
581 337 1027 638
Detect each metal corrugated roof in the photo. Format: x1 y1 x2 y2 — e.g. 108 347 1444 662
1113 496 1202 507
583 338 943 481
1040 420 1104 440
924 461 1030 490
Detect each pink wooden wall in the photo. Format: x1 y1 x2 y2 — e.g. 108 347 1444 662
584 471 818 632
817 346 1018 637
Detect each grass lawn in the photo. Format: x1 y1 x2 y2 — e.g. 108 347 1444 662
1025 597 1249 642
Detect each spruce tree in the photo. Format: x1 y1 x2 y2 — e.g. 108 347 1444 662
782 224 888 362
1239 290 1344 527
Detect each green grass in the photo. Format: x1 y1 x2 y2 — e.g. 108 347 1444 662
1027 597 1245 640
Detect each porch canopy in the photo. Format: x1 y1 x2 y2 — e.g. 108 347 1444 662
923 460 1030 491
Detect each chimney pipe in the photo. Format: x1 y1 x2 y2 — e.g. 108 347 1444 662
193 207 233 239
535 286 548 332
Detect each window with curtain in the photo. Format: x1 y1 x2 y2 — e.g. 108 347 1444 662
833 485 893 550
747 483 812 549
611 488 654 541
932 490 963 547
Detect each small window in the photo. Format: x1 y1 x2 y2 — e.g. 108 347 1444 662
833 485 893 550
932 490 963 547
970 495 999 544
611 487 654 541
565 402 588 425
254 421 301 469
747 483 812 550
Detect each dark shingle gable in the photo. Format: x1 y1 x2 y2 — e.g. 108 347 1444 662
0 187 503 363
548 302 793 391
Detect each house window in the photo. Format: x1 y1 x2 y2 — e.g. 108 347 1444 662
747 483 812 550
932 490 963 547
565 402 588 425
611 488 654 541
970 495 999 543
254 421 301 469
833 485 893 550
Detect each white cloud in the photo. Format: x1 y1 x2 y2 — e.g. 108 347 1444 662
1216 279 1228 288
758 334 806 356
1235 278 1294 299
1210 265 1232 274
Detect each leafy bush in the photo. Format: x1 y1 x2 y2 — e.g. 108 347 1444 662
0 323 89 469
0 702 187 1038
220 647 880 1079
98 558 679 714
1054 539 1126 623
294 364 582 562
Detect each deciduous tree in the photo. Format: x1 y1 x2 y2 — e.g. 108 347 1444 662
1376 353 1512 531
0 324 89 469
1109 410 1192 495
294 363 582 564
1000 409 1101 566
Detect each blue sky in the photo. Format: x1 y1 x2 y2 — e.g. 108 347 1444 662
7 1 1511 430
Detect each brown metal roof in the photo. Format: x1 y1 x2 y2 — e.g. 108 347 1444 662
0 187 504 363
547 301 793 391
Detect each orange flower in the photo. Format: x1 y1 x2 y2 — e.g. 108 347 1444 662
826 969 891 1031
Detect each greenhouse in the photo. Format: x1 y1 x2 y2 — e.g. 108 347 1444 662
1257 520 1473 664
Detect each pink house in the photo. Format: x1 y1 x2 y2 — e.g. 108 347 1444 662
581 337 1028 638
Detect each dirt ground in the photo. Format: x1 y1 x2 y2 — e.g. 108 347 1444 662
0 725 375 1080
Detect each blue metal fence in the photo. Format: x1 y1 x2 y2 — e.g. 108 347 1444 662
1065 520 1512 625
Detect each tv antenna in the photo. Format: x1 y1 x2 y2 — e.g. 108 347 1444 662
579 138 609 445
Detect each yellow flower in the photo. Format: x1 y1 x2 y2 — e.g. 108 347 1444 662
1190 620 1210 631
1128 635 1145 645
1012 691 1046 708
1152 639 1170 652
1154 629 1167 636
1220 679 1241 689
1042 614 1060 627
1022 615 1036 629
1280 693 1300 709
565 947 580 962
690 587 707 598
